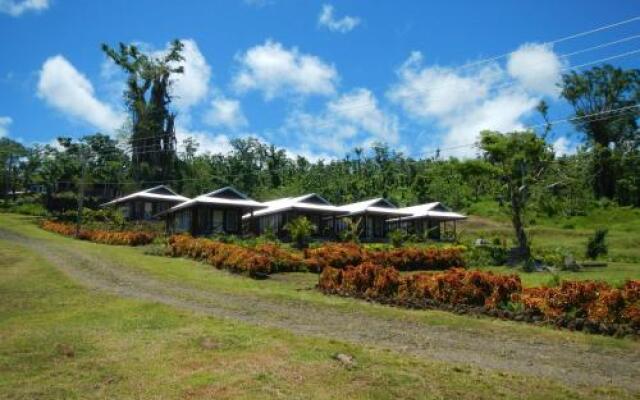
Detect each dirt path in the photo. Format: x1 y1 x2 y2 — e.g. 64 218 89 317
2 227 640 393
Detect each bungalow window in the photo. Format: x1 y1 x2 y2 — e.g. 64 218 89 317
144 202 153 219
176 211 191 232
212 210 224 233
226 210 239 233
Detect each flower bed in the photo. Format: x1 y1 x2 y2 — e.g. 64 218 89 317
318 263 640 337
304 242 465 272
41 220 155 246
167 235 305 277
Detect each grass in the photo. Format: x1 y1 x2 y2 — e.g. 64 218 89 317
463 201 640 263
3 218 633 399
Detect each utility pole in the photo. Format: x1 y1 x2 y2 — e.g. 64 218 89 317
75 146 90 237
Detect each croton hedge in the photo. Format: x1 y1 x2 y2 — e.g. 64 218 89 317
304 242 465 272
41 220 155 246
318 263 640 337
167 235 304 277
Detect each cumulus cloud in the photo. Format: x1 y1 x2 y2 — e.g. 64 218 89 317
175 126 235 155
507 43 564 95
552 136 577 156
281 88 398 156
203 95 248 130
318 4 360 33
0 116 12 137
0 0 48 16
167 39 211 111
388 45 562 157
37 55 126 133
233 40 338 100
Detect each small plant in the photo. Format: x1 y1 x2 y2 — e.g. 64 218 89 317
388 229 405 248
284 216 316 249
586 228 608 260
340 217 361 244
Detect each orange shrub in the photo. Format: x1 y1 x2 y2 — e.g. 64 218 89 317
41 220 155 246
304 243 465 272
167 235 305 277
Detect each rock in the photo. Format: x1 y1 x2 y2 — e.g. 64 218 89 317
333 353 357 369
199 337 219 350
56 343 75 358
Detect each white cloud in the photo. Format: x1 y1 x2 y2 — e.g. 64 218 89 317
204 95 248 130
388 46 562 157
507 43 564 95
37 55 126 133
175 125 234 155
233 40 338 100
281 88 398 156
552 136 577 156
0 0 48 16
0 116 12 137
167 39 211 111
318 4 360 33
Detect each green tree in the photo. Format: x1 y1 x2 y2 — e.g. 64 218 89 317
479 130 552 261
560 65 640 200
0 138 27 201
102 40 185 184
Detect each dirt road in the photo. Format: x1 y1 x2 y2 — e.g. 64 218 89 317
2 227 639 393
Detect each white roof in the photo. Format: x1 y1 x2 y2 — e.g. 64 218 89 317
389 202 466 222
243 193 342 219
101 185 189 207
157 186 264 216
337 198 412 217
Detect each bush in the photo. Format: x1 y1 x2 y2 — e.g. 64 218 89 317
167 235 305 277
586 228 608 260
388 229 405 248
303 242 465 272
284 216 316 249
319 263 640 336
41 220 155 246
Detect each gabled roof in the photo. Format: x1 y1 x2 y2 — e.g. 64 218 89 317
101 185 189 207
390 202 467 221
157 186 264 216
243 193 342 219
337 198 413 217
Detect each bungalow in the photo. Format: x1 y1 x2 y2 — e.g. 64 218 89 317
101 185 189 220
388 202 466 240
335 198 413 241
243 193 343 239
157 187 265 236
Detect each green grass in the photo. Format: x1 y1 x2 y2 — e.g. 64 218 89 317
463 202 640 263
3 219 633 399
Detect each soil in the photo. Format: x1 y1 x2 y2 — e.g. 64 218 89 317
2 227 639 393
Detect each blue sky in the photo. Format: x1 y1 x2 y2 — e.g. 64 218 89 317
1 0 639 159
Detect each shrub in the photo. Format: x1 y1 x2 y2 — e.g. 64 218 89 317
41 220 155 246
319 262 640 336
167 235 305 277
304 242 465 272
284 216 316 249
586 228 608 260
388 229 405 248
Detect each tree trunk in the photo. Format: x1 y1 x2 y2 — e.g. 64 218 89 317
510 186 530 261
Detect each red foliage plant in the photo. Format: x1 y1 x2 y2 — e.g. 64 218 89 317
41 220 155 246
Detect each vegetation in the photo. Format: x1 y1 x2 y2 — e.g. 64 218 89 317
283 216 316 248
41 220 156 246
5 218 639 399
319 263 640 337
586 228 609 260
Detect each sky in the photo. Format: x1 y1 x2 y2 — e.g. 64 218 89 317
1 0 639 160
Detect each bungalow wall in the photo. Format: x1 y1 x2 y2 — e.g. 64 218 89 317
168 206 243 235
122 200 174 220
254 211 337 239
